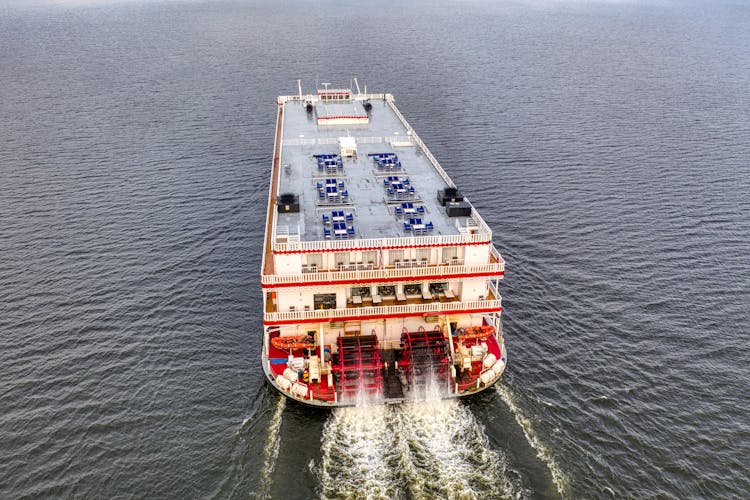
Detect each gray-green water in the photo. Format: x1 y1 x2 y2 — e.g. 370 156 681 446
2 0 749 498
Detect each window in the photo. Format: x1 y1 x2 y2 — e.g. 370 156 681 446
351 286 371 298
314 293 337 310
442 247 457 262
305 254 322 269
403 283 421 296
378 285 395 297
429 282 448 294
334 252 349 268
389 250 404 266
362 251 377 267
417 248 430 264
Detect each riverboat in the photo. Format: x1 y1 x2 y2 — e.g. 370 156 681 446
261 81 506 406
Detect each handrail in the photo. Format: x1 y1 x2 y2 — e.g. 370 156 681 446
384 95 456 189
261 102 284 276
384 94 495 239
261 261 505 286
283 136 385 147
272 232 491 253
487 280 501 301
490 244 505 266
470 208 493 239
279 93 387 103
264 298 502 323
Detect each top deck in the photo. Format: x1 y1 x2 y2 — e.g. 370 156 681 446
270 93 492 249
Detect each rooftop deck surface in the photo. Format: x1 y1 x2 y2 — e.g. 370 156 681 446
275 98 472 242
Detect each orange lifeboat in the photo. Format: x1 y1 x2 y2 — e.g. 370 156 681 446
456 325 495 341
271 335 315 350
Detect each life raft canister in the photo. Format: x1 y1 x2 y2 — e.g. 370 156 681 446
271 335 315 350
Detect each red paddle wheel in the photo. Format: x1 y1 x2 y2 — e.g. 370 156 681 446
398 326 452 391
333 334 383 400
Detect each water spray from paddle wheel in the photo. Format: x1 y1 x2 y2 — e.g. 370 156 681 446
398 326 452 397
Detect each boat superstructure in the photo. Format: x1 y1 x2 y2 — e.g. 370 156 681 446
261 83 506 407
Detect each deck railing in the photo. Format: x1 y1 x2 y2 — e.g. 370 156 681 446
384 94 456 189
272 232 492 253
487 280 501 302
384 94 495 240
490 244 504 265
282 136 388 147
280 93 387 104
262 101 285 276
261 260 505 286
263 297 502 324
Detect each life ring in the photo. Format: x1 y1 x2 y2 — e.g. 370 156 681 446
271 335 315 350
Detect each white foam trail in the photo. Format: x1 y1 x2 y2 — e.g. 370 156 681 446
258 396 286 499
319 381 523 499
238 416 253 432
396 380 520 498
319 404 398 499
496 384 570 497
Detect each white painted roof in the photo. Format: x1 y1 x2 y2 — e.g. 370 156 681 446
275 95 478 243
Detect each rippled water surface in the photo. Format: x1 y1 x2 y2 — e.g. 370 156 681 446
2 0 749 498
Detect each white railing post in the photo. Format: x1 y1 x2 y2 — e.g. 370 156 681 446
261 259 505 286
272 231 492 253
264 297 502 323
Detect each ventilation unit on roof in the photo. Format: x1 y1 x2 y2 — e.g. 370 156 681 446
277 193 300 213
437 187 464 206
446 201 472 217
339 136 357 157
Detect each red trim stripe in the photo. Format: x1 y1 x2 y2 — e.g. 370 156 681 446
263 307 502 326
273 239 490 255
261 271 504 289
